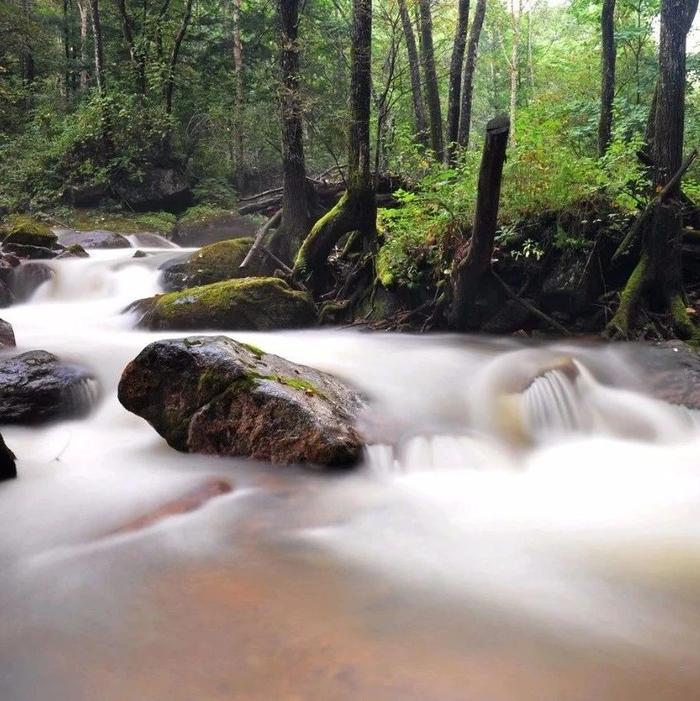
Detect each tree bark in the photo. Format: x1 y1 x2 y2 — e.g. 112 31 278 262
607 0 695 339
597 0 616 156
507 0 520 146
115 0 147 94
445 0 470 164
87 0 105 95
449 115 510 330
275 0 312 262
417 0 444 160
77 0 89 89
293 0 376 286
457 0 486 149
397 0 428 145
232 0 246 188
164 0 194 115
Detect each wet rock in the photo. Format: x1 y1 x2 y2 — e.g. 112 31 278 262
2 242 62 260
628 341 700 410
130 277 317 331
56 229 131 249
0 280 13 308
174 211 258 247
118 336 365 466
0 319 16 348
115 167 193 212
0 350 97 423
160 238 275 292
9 262 54 302
482 299 533 334
55 244 89 259
132 250 150 258
0 434 16 482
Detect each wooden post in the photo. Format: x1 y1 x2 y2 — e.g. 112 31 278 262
449 115 510 330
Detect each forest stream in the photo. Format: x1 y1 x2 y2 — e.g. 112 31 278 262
1 243 700 700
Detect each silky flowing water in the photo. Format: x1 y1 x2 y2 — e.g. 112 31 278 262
1 246 700 700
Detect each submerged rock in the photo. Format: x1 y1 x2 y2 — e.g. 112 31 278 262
0 350 97 423
56 229 131 249
118 336 365 467
160 238 275 291
0 319 16 348
0 434 16 482
9 262 54 303
130 277 317 331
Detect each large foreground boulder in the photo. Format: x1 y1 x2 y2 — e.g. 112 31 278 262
0 351 97 423
130 277 317 331
160 238 275 292
118 336 365 466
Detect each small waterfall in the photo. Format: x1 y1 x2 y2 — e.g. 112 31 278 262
125 232 179 248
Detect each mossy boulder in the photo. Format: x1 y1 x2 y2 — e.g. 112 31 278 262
160 238 275 291
130 277 317 331
118 336 365 466
2 216 58 249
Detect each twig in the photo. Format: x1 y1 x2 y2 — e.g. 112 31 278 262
240 208 282 270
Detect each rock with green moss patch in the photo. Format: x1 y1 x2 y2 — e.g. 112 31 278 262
160 238 275 291
2 216 59 249
130 277 317 331
118 336 365 466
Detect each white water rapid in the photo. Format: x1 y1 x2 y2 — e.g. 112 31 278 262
1 246 700 700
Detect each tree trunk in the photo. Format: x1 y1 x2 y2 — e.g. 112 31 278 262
87 0 105 95
449 115 510 330
274 0 312 262
507 0 520 146
457 0 486 149
115 0 147 94
597 0 616 156
417 0 444 160
164 0 194 115
20 0 35 83
63 0 72 98
607 0 695 339
77 0 89 89
397 0 428 146
232 0 246 188
293 0 376 286
445 0 470 164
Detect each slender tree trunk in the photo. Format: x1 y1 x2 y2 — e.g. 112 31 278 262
449 115 510 330
275 0 311 262
77 0 89 89
20 0 35 83
164 0 194 115
598 0 616 156
457 0 486 149
417 0 444 160
507 0 520 146
232 0 246 188
87 0 105 95
63 0 72 98
115 0 147 94
445 0 470 163
397 0 428 145
293 0 376 286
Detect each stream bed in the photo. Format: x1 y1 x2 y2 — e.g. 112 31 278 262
1 247 700 700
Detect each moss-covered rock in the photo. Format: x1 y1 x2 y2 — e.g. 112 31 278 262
130 277 317 331
160 238 275 291
2 215 58 248
118 336 365 466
